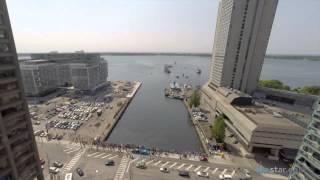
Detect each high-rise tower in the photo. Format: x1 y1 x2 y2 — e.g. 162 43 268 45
210 0 278 94
0 0 44 179
289 99 320 180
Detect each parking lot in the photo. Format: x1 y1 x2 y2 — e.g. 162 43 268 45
30 81 139 143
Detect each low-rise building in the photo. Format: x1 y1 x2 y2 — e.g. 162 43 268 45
19 53 108 96
20 60 57 96
70 59 108 91
202 83 306 160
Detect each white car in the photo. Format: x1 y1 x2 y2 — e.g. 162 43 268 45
49 167 60 174
160 167 170 173
197 171 209 178
244 169 251 179
219 174 232 179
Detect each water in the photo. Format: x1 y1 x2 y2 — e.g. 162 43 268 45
261 58 320 88
105 55 209 152
105 55 320 152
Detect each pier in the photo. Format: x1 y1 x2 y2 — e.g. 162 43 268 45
103 81 142 140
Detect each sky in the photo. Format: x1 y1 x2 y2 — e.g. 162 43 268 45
7 0 320 54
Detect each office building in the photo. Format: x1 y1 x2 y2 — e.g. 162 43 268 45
289 99 320 180
0 0 44 179
210 0 278 94
20 53 108 96
70 59 108 91
20 60 57 96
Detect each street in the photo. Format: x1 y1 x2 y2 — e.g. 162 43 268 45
35 139 286 180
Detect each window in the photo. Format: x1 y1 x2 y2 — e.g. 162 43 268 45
0 43 9 52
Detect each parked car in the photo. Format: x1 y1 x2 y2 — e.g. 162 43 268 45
136 161 146 169
178 170 190 177
76 167 84 176
160 167 169 173
49 167 60 174
244 169 251 179
53 161 64 168
105 160 115 166
197 171 209 178
40 158 45 165
219 174 232 179
56 134 63 140
34 130 43 136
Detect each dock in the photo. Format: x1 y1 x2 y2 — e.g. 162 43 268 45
103 81 142 140
183 99 209 154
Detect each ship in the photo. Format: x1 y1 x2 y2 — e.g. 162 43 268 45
196 68 202 74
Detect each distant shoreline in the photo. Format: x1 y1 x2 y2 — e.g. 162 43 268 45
18 53 320 61
265 55 320 61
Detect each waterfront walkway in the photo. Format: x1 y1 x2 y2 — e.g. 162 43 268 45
36 137 233 165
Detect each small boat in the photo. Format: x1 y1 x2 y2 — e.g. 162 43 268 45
164 64 172 73
196 68 201 74
176 75 180 79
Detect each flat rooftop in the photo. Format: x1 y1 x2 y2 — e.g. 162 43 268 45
203 84 307 133
235 105 304 130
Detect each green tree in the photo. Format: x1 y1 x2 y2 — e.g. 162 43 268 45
211 116 225 143
296 86 320 95
188 90 201 108
258 80 291 90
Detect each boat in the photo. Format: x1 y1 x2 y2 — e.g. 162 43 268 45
164 64 172 73
196 68 201 74
176 75 179 79
170 82 181 90
164 88 169 96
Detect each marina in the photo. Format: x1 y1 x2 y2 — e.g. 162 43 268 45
105 55 320 152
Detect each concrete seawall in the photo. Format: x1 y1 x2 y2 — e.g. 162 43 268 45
103 81 142 140
183 100 209 154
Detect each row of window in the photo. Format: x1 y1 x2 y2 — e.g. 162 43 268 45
230 0 249 87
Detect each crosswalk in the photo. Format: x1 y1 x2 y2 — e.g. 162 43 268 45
141 159 234 176
86 151 120 160
62 148 86 173
113 156 130 180
63 144 82 154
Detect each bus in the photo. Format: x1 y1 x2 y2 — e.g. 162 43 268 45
65 173 73 180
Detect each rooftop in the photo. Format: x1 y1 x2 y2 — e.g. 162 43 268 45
203 84 307 134
235 105 304 130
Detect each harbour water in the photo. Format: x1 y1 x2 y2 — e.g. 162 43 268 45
105 55 320 152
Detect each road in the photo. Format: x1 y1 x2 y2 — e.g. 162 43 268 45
36 140 286 180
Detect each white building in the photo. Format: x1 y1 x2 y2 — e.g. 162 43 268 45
20 60 57 96
20 53 108 96
210 0 278 94
70 59 108 91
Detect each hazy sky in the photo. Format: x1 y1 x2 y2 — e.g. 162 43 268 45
7 0 320 54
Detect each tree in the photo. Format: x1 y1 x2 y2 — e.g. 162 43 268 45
295 86 320 95
258 80 291 90
211 116 225 143
188 90 201 108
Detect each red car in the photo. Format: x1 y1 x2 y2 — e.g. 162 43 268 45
200 156 208 162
